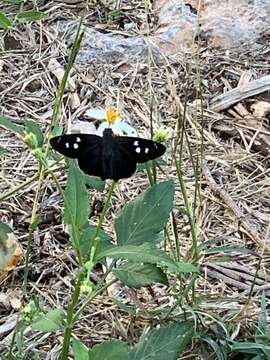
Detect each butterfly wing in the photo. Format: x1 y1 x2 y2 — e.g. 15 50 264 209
50 132 166 182
116 136 166 163
50 134 105 179
77 147 104 179
50 134 102 158
110 146 137 181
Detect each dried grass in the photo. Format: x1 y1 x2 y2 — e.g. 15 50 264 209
0 0 270 358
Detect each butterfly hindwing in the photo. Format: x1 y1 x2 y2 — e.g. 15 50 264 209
77 146 105 180
116 136 166 163
50 134 102 159
110 146 137 181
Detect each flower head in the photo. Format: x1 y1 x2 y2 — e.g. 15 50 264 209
85 106 137 137
80 279 93 294
153 128 169 143
23 132 39 149
105 106 121 125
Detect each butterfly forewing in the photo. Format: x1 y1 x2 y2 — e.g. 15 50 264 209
117 136 166 163
50 133 102 159
50 133 106 179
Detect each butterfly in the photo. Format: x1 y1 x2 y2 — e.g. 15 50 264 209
50 128 166 181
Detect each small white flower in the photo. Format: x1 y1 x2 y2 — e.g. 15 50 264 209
96 119 137 137
85 107 137 137
84 108 107 120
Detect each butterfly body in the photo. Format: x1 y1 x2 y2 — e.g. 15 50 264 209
50 128 166 181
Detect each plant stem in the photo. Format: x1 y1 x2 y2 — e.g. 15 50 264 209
49 169 83 265
22 21 84 290
174 154 198 261
23 162 43 292
145 162 154 185
87 180 116 279
74 278 117 322
59 270 85 360
59 180 116 358
0 164 64 202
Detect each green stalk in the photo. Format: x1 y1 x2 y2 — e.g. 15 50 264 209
0 164 64 203
59 180 116 358
86 180 116 279
23 162 43 292
49 170 82 265
73 278 117 322
174 154 198 261
145 162 154 185
59 270 85 360
22 20 84 290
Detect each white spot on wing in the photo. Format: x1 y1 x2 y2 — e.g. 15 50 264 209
145 147 149 153
65 143 69 148
154 143 158 149
73 143 79 149
135 147 141 153
76 137 81 142
133 140 139 146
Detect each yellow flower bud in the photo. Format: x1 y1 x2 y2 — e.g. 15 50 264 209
80 279 93 294
23 132 39 149
153 128 169 143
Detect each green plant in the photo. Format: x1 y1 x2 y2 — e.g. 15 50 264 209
0 10 46 29
1 16 199 359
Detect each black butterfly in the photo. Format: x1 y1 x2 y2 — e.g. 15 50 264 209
50 128 166 181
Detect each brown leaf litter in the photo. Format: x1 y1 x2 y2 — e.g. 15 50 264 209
0 0 270 358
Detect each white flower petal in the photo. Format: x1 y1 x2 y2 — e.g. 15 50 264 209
85 108 106 120
96 119 137 137
118 120 137 136
70 121 97 135
95 122 109 136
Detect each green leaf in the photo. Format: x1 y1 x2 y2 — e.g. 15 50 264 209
176 261 198 273
204 245 254 255
256 291 268 344
0 116 24 135
0 146 8 157
15 11 47 23
25 119 44 147
51 124 64 138
64 160 90 229
80 225 112 255
0 12 12 28
72 338 90 360
231 341 270 355
0 221 12 242
110 10 123 18
198 334 227 360
112 299 139 316
96 243 198 275
31 309 64 332
115 180 174 245
113 262 168 288
84 174 105 191
128 322 193 360
90 340 129 360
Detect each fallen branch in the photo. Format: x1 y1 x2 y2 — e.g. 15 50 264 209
210 74 270 112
